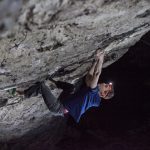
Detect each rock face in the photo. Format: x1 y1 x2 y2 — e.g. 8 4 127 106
0 0 150 142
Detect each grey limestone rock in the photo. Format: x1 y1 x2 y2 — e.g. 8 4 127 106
0 0 150 141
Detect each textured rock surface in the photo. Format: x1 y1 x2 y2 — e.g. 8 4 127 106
0 0 150 142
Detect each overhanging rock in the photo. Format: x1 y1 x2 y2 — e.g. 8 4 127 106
0 0 150 140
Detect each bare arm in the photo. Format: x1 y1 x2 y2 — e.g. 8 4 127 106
85 51 104 88
87 60 97 76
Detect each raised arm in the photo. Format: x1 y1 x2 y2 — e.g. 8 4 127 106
85 50 105 88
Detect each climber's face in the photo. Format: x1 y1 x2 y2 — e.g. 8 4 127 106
98 83 112 99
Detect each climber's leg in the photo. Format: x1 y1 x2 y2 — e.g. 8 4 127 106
40 82 64 114
23 82 41 98
48 76 75 93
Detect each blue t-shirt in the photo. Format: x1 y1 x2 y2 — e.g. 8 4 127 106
62 85 101 123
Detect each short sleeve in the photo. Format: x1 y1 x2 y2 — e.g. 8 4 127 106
89 86 99 93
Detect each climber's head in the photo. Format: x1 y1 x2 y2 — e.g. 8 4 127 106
98 82 114 99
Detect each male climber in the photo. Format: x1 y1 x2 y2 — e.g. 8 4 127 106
17 50 114 123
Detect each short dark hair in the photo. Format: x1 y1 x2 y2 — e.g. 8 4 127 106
104 83 114 99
